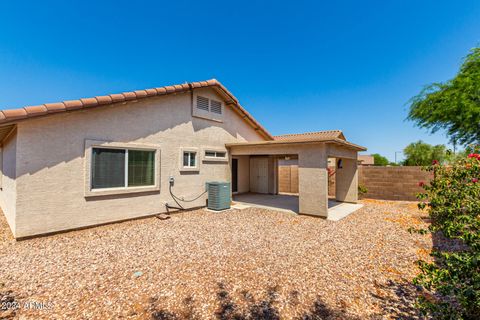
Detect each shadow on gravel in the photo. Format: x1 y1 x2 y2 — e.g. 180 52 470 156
369 279 424 320
150 295 198 320
149 282 360 320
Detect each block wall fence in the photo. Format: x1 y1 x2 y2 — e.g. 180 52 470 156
279 165 433 201
358 166 433 201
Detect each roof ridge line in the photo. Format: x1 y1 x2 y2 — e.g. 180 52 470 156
274 129 342 137
0 79 273 140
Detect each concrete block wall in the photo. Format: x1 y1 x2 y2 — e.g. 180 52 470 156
280 164 432 201
358 166 433 201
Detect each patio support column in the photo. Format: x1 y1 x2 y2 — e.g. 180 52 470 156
298 148 328 217
335 158 358 203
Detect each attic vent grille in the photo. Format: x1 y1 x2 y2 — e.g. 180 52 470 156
210 100 222 114
196 96 209 111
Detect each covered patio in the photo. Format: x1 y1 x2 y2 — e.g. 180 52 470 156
226 131 366 220
232 193 363 221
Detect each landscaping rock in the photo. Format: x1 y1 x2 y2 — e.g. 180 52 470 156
0 200 431 319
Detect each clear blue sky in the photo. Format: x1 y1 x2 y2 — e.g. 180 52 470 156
1 1 479 161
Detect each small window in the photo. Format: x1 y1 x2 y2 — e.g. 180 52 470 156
91 148 155 189
196 96 209 111
183 151 197 168
204 150 227 160
210 100 222 114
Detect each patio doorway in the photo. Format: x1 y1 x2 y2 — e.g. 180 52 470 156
231 158 238 193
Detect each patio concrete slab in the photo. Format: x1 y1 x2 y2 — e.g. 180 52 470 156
326 202 364 221
233 193 298 214
233 193 363 220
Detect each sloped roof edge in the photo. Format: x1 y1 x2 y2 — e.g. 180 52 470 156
226 137 367 151
0 79 274 140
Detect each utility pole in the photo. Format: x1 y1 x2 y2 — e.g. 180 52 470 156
395 151 402 165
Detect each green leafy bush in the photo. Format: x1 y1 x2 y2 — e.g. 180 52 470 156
358 184 368 198
414 151 480 319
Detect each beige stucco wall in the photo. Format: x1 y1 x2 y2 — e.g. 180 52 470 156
12 87 265 238
298 148 328 217
335 158 358 203
327 144 357 159
0 130 17 236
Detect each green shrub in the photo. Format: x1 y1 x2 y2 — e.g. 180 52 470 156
414 151 480 319
358 184 368 197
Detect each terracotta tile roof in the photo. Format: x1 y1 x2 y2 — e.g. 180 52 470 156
274 130 346 142
226 136 367 151
0 79 273 140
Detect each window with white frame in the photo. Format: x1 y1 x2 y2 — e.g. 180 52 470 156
91 148 155 189
183 151 197 168
204 150 227 160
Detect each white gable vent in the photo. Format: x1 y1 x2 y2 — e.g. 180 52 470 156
196 96 209 111
210 100 222 114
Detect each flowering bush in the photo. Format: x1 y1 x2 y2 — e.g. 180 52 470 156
415 151 480 319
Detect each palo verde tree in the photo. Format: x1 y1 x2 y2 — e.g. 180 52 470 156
408 47 480 146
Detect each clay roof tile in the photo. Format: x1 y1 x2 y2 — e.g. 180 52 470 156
2 108 28 120
95 96 113 105
164 86 175 93
134 90 148 99
206 79 218 85
80 98 98 107
144 88 157 96
24 105 48 116
155 87 167 95
0 79 274 140
63 100 84 110
122 92 137 101
44 102 66 112
109 94 125 103
274 130 345 142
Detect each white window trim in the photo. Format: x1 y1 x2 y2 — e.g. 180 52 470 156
179 147 200 172
183 152 196 168
84 139 161 197
202 147 228 162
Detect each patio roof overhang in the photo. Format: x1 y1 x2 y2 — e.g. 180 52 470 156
226 138 367 152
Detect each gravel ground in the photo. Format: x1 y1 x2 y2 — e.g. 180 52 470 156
0 200 432 319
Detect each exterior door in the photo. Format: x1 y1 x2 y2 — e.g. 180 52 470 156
250 157 269 193
231 158 238 193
